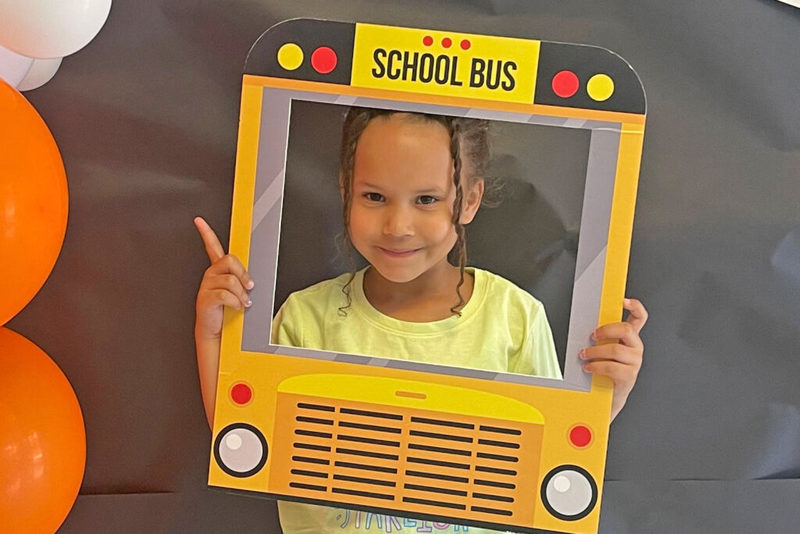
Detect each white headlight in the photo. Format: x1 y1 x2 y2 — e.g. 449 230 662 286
541 465 597 520
214 423 268 477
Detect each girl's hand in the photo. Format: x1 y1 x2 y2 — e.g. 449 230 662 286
579 298 648 421
194 217 254 340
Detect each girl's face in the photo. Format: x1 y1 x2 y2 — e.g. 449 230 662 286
347 114 483 284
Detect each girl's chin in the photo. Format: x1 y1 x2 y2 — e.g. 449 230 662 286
367 264 423 285
371 270 418 285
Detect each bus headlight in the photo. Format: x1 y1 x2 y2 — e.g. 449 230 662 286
213 423 268 478
541 465 598 521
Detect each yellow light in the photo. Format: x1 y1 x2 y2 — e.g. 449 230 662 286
587 74 614 102
277 43 303 71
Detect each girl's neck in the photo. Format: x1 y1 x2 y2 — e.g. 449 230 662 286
362 263 474 322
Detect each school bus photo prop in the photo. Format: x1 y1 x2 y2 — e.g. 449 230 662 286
209 19 646 534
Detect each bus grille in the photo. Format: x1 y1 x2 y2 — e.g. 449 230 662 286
271 393 543 525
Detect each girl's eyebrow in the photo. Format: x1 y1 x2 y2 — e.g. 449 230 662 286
354 182 447 195
415 187 446 195
354 181 383 190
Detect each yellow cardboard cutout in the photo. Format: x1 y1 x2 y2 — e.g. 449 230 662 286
209 19 646 534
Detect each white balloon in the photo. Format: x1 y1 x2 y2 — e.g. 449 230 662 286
0 43 33 87
17 57 62 91
0 0 112 59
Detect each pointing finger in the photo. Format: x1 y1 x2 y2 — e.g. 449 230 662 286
194 216 225 263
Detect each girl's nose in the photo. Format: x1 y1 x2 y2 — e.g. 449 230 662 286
383 205 414 237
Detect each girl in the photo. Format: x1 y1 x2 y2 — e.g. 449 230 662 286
195 108 647 534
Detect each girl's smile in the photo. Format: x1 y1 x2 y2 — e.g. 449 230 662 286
377 247 420 258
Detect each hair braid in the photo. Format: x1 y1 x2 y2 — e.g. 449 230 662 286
449 120 467 316
337 110 378 315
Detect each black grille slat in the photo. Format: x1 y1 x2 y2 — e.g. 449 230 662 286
405 470 469 484
290 482 327 492
292 456 330 466
403 497 466 510
336 448 399 461
297 402 335 412
408 443 471 456
476 465 517 476
411 417 474 430
332 487 393 500
479 425 521 436
473 492 514 503
338 421 402 434
408 456 470 470
474 478 516 490
471 505 513 516
296 416 334 426
409 430 473 443
334 474 397 487
337 434 400 447
291 469 328 479
293 442 332 452
334 461 398 474
340 407 403 420
404 483 468 497
476 452 518 463
294 429 333 439
478 438 520 449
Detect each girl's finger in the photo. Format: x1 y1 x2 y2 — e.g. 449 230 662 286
194 216 226 263
580 344 641 366
215 273 253 308
582 360 638 385
203 288 245 310
205 255 254 290
592 322 643 350
623 297 648 334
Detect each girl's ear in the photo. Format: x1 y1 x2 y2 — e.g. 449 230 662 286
459 179 485 225
339 172 345 201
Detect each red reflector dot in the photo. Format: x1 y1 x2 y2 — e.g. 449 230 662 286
460 39 471 50
569 425 592 448
231 383 252 405
552 70 579 98
423 35 433 46
442 37 452 48
311 46 337 74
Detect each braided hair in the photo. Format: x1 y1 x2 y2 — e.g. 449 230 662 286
338 108 491 316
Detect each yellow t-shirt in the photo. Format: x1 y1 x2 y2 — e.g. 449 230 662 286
271 267 561 534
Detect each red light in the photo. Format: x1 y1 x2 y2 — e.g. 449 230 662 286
442 37 452 48
460 39 471 50
569 425 592 448
231 383 252 405
423 35 433 46
552 70 579 98
311 46 337 74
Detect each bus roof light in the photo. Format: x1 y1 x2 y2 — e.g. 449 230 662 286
552 70 579 98
311 46 337 74
277 42 303 71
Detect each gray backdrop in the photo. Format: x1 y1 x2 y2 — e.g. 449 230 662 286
6 1 799 532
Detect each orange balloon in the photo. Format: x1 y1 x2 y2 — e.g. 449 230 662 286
0 79 68 325
0 328 86 533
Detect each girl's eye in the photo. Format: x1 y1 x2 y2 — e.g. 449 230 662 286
364 192 384 202
417 195 438 205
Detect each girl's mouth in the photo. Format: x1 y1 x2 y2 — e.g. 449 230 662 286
378 247 419 258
